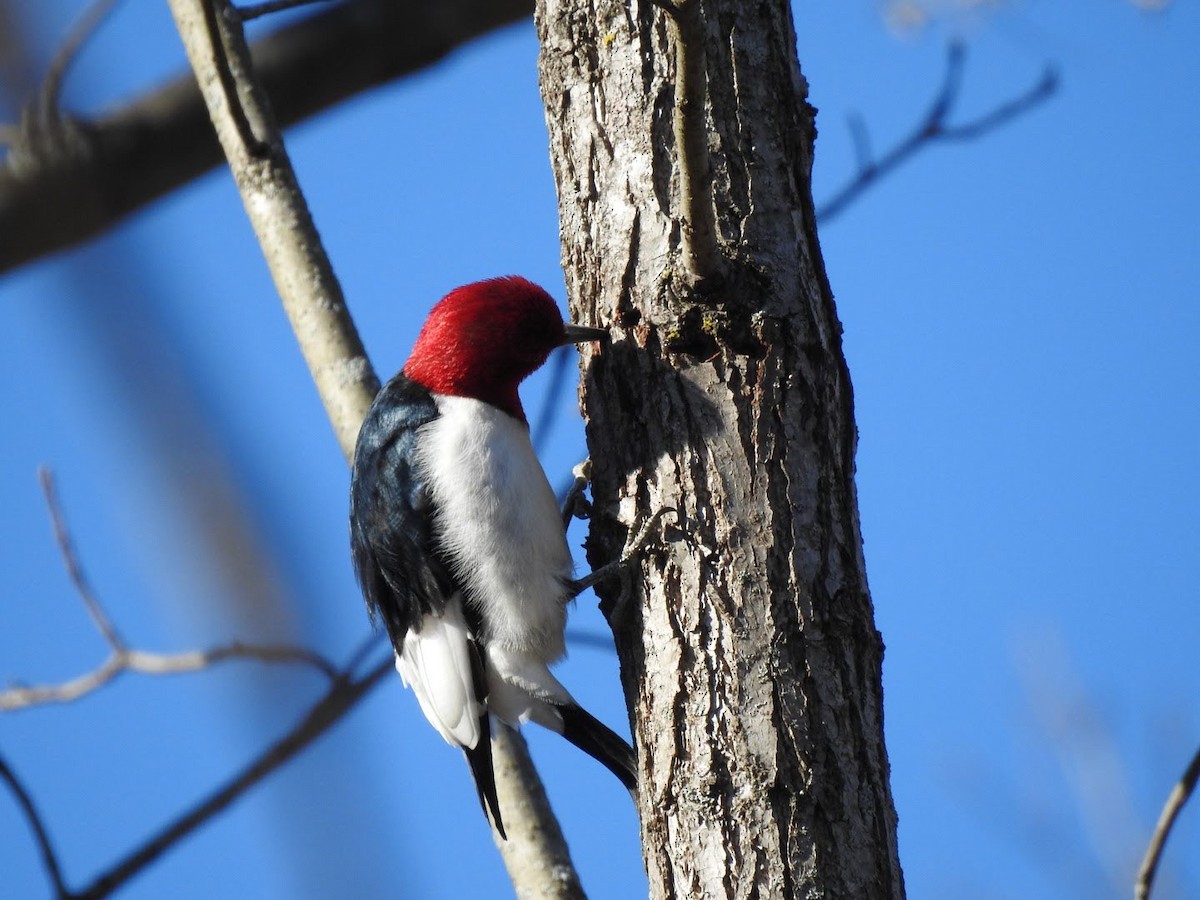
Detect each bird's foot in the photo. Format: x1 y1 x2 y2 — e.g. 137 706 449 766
568 505 677 599
560 459 593 531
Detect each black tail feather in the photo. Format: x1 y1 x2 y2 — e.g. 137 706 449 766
463 636 506 838
463 715 506 840
557 703 639 793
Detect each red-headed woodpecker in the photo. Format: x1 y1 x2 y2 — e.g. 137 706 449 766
349 276 636 838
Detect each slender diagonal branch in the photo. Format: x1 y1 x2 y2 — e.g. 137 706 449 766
166 1 578 895
39 0 122 125
1136 743 1200 900
0 753 71 900
817 42 1059 223
71 653 394 900
37 466 124 651
3 632 391 900
531 346 572 452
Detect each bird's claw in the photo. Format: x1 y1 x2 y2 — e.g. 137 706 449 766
568 506 678 598
560 459 594 530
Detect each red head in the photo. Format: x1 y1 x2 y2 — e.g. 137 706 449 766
403 276 606 422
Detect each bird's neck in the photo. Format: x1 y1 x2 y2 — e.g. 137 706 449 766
403 360 526 424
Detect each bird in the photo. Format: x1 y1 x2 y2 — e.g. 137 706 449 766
349 276 637 838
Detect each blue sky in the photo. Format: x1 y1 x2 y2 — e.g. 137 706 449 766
1 1 1197 897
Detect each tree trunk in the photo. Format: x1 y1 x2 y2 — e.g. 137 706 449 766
536 1 905 896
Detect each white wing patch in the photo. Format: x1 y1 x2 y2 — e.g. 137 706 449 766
395 595 483 749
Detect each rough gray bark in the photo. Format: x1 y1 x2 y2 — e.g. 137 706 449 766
536 1 905 896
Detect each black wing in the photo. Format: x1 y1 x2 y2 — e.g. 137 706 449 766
348 372 506 836
349 373 456 654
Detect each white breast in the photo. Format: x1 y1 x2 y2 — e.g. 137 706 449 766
416 395 573 660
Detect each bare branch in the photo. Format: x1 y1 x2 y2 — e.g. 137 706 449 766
940 65 1059 141
39 0 122 121
203 0 267 156
0 642 343 711
1 469 342 712
816 42 1059 223
3 640 393 900
531 346 572 453
38 466 124 651
0 753 71 900
0 0 533 275
168 0 376 459
6 503 391 899
166 1 580 893
1136 743 1200 900
490 724 585 899
71 653 395 900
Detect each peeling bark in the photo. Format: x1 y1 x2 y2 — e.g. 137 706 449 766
536 1 904 896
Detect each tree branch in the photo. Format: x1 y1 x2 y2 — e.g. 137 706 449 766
71 652 395 900
167 0 376 459
1 468 341 713
489 725 585 899
37 466 124 651
37 0 121 128
165 1 579 894
0 643 346 711
0 0 532 275
4 630 391 899
816 41 1059 223
0 753 71 900
1136 743 1200 900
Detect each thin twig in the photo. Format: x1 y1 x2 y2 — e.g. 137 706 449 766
0 753 71 900
38 466 124 651
3 469 342 712
817 42 1059 223
0 642 341 711
341 629 389 677
563 629 619 653
1135 744 1200 900
941 66 1059 141
39 0 123 122
72 653 395 900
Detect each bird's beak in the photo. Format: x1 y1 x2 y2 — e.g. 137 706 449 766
561 323 610 346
